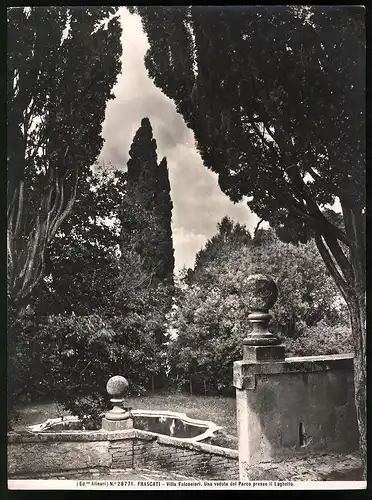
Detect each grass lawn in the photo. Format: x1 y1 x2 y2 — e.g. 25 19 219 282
13 391 238 438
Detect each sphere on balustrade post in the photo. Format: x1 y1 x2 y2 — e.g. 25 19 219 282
101 375 133 431
243 274 285 362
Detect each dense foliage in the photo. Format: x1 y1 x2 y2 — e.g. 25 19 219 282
7 7 122 312
34 166 127 316
285 322 353 358
8 114 178 423
168 218 351 395
120 117 175 387
8 253 168 425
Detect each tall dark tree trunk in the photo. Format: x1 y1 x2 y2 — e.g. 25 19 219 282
343 202 366 479
348 298 366 478
319 271 366 478
348 242 366 478
315 201 366 479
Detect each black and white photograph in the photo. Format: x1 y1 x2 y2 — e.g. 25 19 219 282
7 5 366 490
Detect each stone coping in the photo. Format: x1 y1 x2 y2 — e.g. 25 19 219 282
8 428 238 459
9 467 204 481
233 353 354 390
236 352 354 373
285 353 354 363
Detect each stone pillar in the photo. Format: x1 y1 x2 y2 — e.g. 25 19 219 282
102 375 133 431
234 274 285 480
233 275 359 480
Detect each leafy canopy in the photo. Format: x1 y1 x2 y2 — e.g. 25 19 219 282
131 6 365 311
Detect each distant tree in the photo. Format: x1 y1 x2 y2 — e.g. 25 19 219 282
188 216 252 286
155 157 175 284
168 219 350 395
120 118 175 389
250 228 349 334
168 284 246 396
7 7 122 315
132 5 366 472
187 219 347 330
121 117 175 286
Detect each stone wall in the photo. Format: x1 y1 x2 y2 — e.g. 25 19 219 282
130 434 238 479
8 440 111 476
233 353 359 477
8 429 239 480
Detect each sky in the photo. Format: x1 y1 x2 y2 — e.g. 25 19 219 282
98 7 258 271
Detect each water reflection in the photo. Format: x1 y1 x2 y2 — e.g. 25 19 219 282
134 416 207 438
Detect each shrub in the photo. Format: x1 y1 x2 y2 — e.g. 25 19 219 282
284 321 353 357
8 312 162 426
167 285 249 396
7 313 41 429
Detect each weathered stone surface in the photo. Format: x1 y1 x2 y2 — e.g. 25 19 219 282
9 453 362 482
233 353 354 389
106 376 129 397
242 345 285 362
243 275 283 347
155 434 238 458
7 441 111 475
8 427 239 479
245 274 278 311
8 467 205 481
234 354 358 480
243 452 363 481
102 417 133 431
7 429 136 444
130 430 157 442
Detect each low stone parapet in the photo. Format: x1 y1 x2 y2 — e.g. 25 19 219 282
8 428 239 480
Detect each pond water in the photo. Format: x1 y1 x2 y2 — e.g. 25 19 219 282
41 416 208 439
134 416 207 438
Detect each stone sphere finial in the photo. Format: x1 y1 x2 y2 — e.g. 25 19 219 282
243 274 281 349
102 376 132 429
245 274 278 312
106 375 129 398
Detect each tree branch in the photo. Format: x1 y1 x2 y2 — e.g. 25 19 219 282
323 233 354 284
251 97 354 250
340 197 366 295
314 233 351 306
49 167 79 241
14 180 24 238
17 214 42 299
254 218 264 236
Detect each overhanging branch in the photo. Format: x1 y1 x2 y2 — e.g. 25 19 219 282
315 233 351 305
254 218 264 236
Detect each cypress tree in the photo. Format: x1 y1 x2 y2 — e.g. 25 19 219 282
154 157 174 285
120 117 175 390
120 117 174 286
